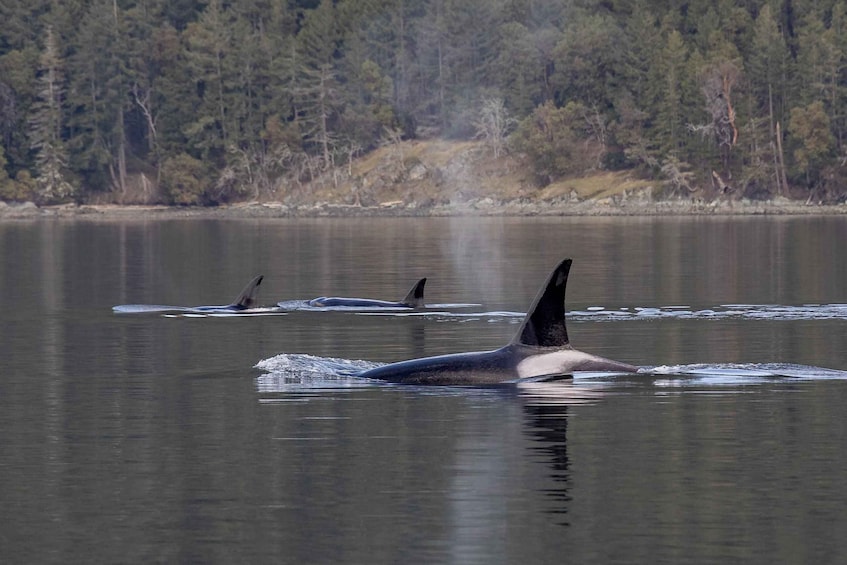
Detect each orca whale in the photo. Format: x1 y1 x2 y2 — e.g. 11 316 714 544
357 259 637 385
113 275 264 313
306 277 427 309
191 274 264 311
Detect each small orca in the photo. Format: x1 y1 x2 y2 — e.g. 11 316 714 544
191 274 264 312
307 277 427 309
113 275 264 313
357 259 637 385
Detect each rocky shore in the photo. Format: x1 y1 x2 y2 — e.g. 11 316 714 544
2 196 846 220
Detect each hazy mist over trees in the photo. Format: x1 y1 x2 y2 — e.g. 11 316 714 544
2 0 847 204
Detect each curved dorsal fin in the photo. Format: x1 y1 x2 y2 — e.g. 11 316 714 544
400 278 427 308
510 259 571 347
230 275 264 309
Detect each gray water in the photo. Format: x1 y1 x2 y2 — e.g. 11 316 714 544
2 216 847 564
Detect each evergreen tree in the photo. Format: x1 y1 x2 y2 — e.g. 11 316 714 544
124 0 167 167
295 0 342 168
612 4 661 170
339 0 420 116
416 0 505 136
151 23 195 159
264 0 300 132
655 30 689 156
0 48 38 172
492 22 540 115
0 144 18 199
552 10 624 110
29 25 74 202
820 1 847 147
0 0 51 52
747 4 791 195
440 0 504 124
182 0 235 162
415 0 449 130
511 100 605 183
65 0 133 193
794 11 829 108
788 99 835 187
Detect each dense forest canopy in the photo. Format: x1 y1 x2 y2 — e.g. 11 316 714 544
1 0 847 205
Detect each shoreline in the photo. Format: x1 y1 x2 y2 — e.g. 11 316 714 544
1 197 846 220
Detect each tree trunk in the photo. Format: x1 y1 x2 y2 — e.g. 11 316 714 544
319 65 331 170
768 84 782 196
775 121 789 195
112 104 127 196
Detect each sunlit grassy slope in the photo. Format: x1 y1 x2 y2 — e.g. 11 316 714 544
301 139 653 206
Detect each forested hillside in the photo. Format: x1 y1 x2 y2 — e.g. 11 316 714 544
2 0 847 205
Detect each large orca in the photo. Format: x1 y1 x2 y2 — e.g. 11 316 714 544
113 275 264 313
357 259 637 385
306 277 427 309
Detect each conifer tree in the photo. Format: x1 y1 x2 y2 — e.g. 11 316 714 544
29 25 74 202
788 100 834 188
64 0 133 194
182 0 234 161
296 0 342 169
748 4 791 195
655 30 688 156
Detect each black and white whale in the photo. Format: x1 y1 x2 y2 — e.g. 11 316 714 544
113 275 264 314
357 259 637 385
306 278 427 309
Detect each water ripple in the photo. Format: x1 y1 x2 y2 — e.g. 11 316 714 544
569 303 847 321
255 353 381 392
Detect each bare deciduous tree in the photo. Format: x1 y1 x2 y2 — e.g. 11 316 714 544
689 61 739 175
473 97 515 158
660 155 696 196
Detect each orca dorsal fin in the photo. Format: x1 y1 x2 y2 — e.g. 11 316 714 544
510 259 571 347
400 278 427 308
230 275 264 309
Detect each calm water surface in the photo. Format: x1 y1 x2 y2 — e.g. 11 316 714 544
2 216 847 564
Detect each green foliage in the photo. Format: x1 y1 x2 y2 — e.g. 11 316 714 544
160 152 212 204
510 101 602 185
335 59 398 150
29 25 76 203
0 145 23 200
4 0 847 202
0 48 38 170
788 100 835 183
0 153 37 201
492 22 544 115
552 11 623 108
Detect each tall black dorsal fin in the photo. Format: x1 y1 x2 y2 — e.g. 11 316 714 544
510 259 571 347
400 278 427 308
230 275 264 309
